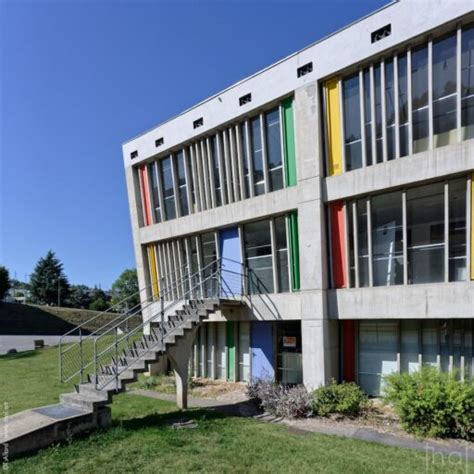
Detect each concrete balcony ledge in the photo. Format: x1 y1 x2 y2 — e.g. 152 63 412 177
328 281 474 320
324 139 474 202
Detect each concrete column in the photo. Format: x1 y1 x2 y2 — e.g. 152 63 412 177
167 325 199 409
294 82 339 388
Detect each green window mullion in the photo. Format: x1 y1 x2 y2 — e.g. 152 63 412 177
226 321 236 381
282 98 297 187
288 212 300 291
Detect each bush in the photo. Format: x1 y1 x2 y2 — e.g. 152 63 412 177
247 380 312 418
384 366 474 440
312 380 368 417
140 376 158 390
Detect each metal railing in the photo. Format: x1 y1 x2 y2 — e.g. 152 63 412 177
59 257 261 390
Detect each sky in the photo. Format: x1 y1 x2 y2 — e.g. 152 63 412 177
0 0 388 289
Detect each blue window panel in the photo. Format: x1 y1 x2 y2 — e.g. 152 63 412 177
251 321 274 381
219 226 242 296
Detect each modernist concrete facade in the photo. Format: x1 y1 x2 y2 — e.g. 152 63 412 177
123 0 474 395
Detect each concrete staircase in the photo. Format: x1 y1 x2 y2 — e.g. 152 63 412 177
59 298 228 411
1 297 240 458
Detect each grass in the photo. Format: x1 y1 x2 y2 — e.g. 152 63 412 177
2 348 473 473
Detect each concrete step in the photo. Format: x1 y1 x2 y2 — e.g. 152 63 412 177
60 392 109 411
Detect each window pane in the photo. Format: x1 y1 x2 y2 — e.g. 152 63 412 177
461 26 474 140
251 117 265 196
449 178 467 281
343 74 362 170
275 216 289 293
363 69 373 166
398 54 409 158
149 163 162 223
244 220 274 293
433 34 457 100
407 183 445 284
433 34 457 147
412 46 429 153
176 151 189 217
265 108 283 191
374 64 383 163
210 136 222 207
357 199 370 287
160 156 176 220
240 123 250 199
385 60 396 161
371 191 403 286
433 95 457 147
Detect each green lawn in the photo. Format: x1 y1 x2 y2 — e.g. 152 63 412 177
1 348 472 473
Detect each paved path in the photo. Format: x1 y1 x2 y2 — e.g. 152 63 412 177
129 389 474 462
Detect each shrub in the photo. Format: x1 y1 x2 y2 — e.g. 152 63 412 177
140 376 158 390
384 366 474 440
312 380 368 417
247 380 312 418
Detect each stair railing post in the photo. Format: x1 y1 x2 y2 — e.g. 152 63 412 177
79 327 84 384
160 294 164 344
93 337 98 390
125 303 129 351
115 327 119 392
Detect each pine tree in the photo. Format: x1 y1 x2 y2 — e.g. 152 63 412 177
29 250 70 306
0 266 11 300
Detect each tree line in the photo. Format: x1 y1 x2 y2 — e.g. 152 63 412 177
0 250 139 312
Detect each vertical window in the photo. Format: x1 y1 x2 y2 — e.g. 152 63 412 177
244 220 274 294
274 216 289 293
210 136 222 207
149 163 162 223
407 182 445 283
347 203 356 286
432 33 457 147
189 236 199 293
187 146 196 212
374 64 384 163
461 25 474 140
385 59 396 160
250 117 265 196
357 200 370 287
363 69 373 166
411 46 429 153
448 178 467 281
265 108 284 191
398 54 409 157
371 191 403 286
201 232 217 295
240 123 250 198
343 74 363 170
159 156 176 220
175 151 189 217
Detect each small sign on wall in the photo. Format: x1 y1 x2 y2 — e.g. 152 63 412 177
282 336 297 348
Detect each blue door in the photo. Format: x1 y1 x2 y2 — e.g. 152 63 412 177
251 321 274 381
219 227 242 296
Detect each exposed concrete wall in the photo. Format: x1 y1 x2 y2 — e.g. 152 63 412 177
294 83 338 388
125 165 149 299
122 1 473 167
329 282 474 320
325 140 474 202
138 185 298 244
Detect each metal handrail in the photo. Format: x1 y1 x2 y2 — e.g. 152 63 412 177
59 258 224 383
92 263 244 390
58 256 267 387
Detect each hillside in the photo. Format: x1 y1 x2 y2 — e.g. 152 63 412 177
0 302 141 335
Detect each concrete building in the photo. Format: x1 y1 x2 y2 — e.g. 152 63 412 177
123 0 474 396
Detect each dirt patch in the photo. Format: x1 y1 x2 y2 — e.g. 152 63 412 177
190 378 247 401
